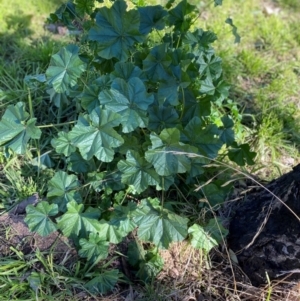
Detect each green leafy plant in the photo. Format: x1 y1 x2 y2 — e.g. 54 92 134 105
0 0 255 294
127 239 164 282
0 102 41 154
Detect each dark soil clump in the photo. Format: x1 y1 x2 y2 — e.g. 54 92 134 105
228 164 300 286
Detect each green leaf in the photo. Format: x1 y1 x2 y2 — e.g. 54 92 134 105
96 219 126 244
75 0 94 16
0 102 41 154
67 152 96 173
225 18 241 43
127 240 163 281
136 251 164 282
113 77 153 109
145 128 196 176
168 0 196 31
215 80 230 101
182 117 223 158
51 132 76 156
219 115 235 146
133 198 188 249
189 219 228 253
197 53 222 81
57 200 101 237
201 183 227 207
111 77 153 110
182 92 211 123
203 218 228 244
110 202 137 234
46 88 69 108
84 270 120 294
24 74 46 85
214 0 222 6
69 107 124 162
25 201 58 236
155 175 175 191
80 84 100 112
138 5 167 35
228 143 256 166
186 157 207 183
46 45 86 93
48 2 76 26
88 0 144 61
157 78 180 105
88 171 124 193
143 44 172 81
184 29 217 50
80 75 111 112
99 77 154 133
199 77 216 95
112 62 143 81
148 104 179 132
31 153 54 170
188 223 218 253
118 150 159 193
27 272 42 293
127 240 145 267
47 171 82 212
79 233 109 262
118 134 141 155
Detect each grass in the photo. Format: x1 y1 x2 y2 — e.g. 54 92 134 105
0 247 86 300
0 1 81 299
197 0 300 178
276 0 300 9
0 0 68 112
0 0 300 300
0 0 64 34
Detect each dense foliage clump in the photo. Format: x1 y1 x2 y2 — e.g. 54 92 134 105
0 0 255 293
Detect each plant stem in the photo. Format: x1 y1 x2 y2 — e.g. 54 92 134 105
27 88 34 118
38 121 76 128
161 177 165 208
179 86 185 120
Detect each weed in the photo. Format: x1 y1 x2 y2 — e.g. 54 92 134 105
0 0 255 296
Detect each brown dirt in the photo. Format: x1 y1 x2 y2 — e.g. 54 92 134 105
0 212 73 256
1 212 300 300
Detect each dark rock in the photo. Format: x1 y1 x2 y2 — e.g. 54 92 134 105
228 164 300 286
9 193 39 215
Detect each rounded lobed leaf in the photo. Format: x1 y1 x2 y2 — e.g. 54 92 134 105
46 44 86 93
